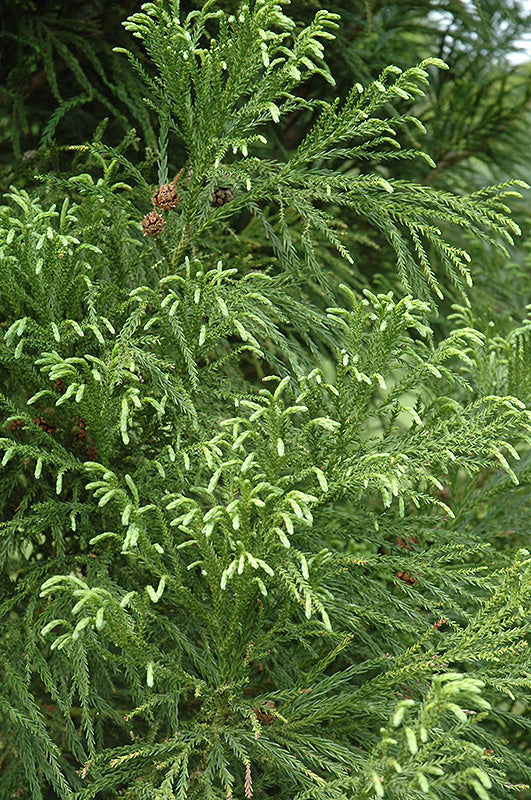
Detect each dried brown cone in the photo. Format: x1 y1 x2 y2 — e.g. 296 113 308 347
83 446 99 462
151 180 179 211
54 378 65 395
33 416 56 435
437 486 451 502
253 701 276 724
396 571 417 586
141 210 165 237
72 418 87 445
211 187 234 207
395 535 418 550
7 418 25 432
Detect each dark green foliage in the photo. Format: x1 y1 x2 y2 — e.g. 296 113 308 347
0 0 154 187
2 2 531 800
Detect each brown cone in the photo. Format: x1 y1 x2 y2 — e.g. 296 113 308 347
211 187 234 207
33 416 56 435
253 701 276 724
141 210 165 236
83 446 99 461
151 180 179 211
396 571 417 585
7 418 25 432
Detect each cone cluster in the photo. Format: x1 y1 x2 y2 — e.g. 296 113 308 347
142 178 181 236
211 186 234 206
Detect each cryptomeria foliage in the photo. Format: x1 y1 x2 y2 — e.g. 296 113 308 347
2 2 531 799
0 0 154 183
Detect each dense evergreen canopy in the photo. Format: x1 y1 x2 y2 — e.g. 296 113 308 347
2 2 531 799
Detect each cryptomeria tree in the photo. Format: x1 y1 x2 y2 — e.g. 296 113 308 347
2 2 531 799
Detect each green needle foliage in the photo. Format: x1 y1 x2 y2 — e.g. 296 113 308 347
2 2 531 799
0 0 155 184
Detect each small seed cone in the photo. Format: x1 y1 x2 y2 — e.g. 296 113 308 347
253 701 276 724
33 416 56 435
83 446 99 461
396 571 417 585
211 187 234 206
141 210 165 236
151 179 179 211
7 418 25 432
